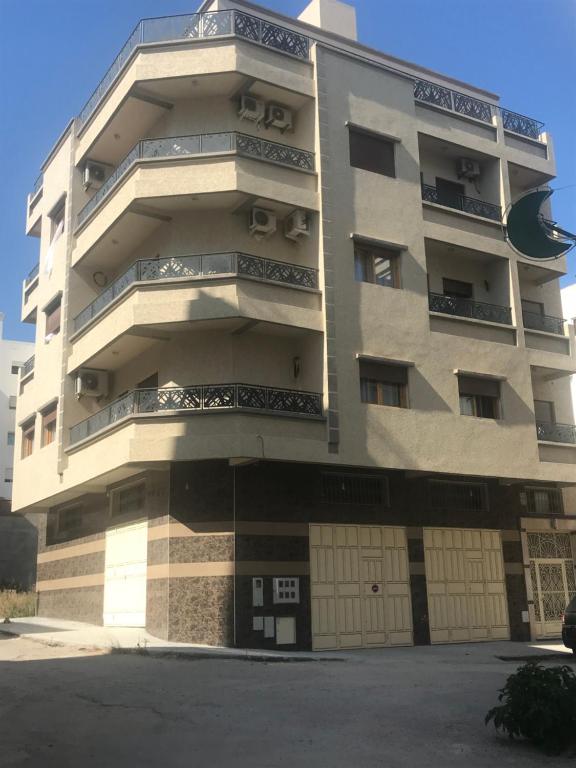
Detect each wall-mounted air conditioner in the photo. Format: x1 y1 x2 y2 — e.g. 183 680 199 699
83 161 107 190
238 95 265 126
284 209 310 241
75 369 109 398
457 157 481 180
265 104 293 132
249 207 277 239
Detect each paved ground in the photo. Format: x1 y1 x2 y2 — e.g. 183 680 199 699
1 634 574 767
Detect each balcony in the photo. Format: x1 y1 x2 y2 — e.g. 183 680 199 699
20 355 35 381
73 252 319 334
536 421 576 445
523 310 566 336
421 184 501 222
24 263 39 291
76 132 315 231
429 292 512 325
69 383 323 446
78 10 311 131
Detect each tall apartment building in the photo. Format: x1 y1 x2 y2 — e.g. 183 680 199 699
13 0 576 650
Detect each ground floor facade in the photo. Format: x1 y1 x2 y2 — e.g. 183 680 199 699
35 461 576 651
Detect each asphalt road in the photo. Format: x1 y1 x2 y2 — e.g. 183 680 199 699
0 635 571 767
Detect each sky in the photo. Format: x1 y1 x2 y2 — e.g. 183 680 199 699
0 0 574 342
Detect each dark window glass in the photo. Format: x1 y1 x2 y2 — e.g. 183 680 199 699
443 278 473 299
349 129 396 177
354 244 399 287
458 376 500 419
359 361 408 408
534 400 555 424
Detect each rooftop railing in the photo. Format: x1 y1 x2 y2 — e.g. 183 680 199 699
522 310 566 336
77 10 311 129
429 292 512 325
29 174 43 200
536 421 576 445
20 355 35 379
76 131 315 228
24 263 39 288
421 183 501 222
73 252 319 333
69 383 323 445
414 78 544 141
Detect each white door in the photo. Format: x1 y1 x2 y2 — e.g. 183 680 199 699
103 520 148 627
424 528 509 644
528 532 576 638
310 524 413 650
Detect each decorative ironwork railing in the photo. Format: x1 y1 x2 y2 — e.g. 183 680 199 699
76 132 314 228
21 355 35 378
73 252 319 332
536 421 576 445
428 293 512 325
24 263 39 288
413 78 544 141
69 384 323 444
77 10 310 128
522 310 565 336
421 183 501 221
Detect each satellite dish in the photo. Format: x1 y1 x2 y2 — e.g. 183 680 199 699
504 189 575 260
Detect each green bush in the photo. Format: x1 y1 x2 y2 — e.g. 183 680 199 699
486 662 576 754
0 590 37 619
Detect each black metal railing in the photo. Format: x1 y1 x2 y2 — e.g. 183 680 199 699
69 384 323 444
429 292 512 325
413 78 544 141
421 183 501 221
21 355 35 378
536 421 576 445
522 310 566 336
76 132 314 228
78 10 310 128
24 263 39 288
72 252 319 332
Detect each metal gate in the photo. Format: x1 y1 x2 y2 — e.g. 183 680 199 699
528 532 576 638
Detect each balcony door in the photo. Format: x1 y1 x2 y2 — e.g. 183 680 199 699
436 178 465 209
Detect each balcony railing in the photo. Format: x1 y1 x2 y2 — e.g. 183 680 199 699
413 78 544 141
73 252 319 333
76 132 315 228
536 421 576 445
421 183 501 222
428 293 512 325
77 10 311 129
29 174 43 200
24 263 39 288
69 384 323 445
522 310 566 336
21 355 35 378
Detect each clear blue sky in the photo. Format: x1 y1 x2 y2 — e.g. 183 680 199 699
0 0 574 341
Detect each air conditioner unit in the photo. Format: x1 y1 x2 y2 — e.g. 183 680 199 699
75 369 109 398
457 157 481 180
284 209 310 241
83 161 106 190
238 95 265 125
249 207 276 238
265 104 293 132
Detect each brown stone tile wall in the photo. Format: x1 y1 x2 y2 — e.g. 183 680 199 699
168 576 233 646
38 586 103 625
37 552 104 582
146 578 169 640
170 535 234 564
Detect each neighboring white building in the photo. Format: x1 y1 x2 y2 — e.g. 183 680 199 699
562 283 576 422
0 314 34 501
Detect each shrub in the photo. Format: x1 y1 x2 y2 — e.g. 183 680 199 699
486 662 576 754
0 590 37 619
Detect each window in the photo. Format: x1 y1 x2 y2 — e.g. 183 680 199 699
55 505 83 537
443 278 473 300
44 296 61 341
349 128 396 177
534 400 555 424
49 197 66 243
4 468 13 484
354 243 399 288
111 482 145 518
521 486 563 516
7 432 14 446
11 363 22 375
8 396 17 410
360 360 408 408
41 403 58 447
436 178 465 207
521 299 544 317
430 481 488 513
21 419 35 458
458 376 500 419
321 472 389 505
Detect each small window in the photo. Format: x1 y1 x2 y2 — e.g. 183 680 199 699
22 419 35 458
41 403 58 447
359 360 408 408
430 480 488 512
4 468 13 484
8 396 17 410
321 472 389 505
354 243 399 288
45 297 61 341
534 400 555 424
521 486 563 516
349 128 396 178
56 505 83 537
7 432 15 446
443 278 473 299
111 482 145 518
458 375 500 419
11 364 22 375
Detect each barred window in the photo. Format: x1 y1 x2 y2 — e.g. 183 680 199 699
56 506 83 536
111 482 145 518
521 487 563 516
321 473 389 506
429 481 488 512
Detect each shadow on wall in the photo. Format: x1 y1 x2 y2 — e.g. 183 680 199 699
0 510 41 590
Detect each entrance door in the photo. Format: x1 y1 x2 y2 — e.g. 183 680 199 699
310 525 413 650
424 528 509 644
436 177 465 210
103 520 148 627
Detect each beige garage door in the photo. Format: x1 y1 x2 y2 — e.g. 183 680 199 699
103 520 148 627
424 528 509 644
310 524 413 650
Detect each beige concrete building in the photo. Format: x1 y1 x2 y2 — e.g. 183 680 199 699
14 0 576 649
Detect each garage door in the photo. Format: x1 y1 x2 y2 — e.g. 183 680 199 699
103 520 148 627
424 528 509 644
310 525 413 650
